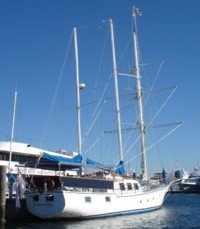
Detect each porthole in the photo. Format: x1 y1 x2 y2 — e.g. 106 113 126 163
105 196 111 202
85 196 91 203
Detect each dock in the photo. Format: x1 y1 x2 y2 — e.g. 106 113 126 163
0 165 35 223
5 198 35 221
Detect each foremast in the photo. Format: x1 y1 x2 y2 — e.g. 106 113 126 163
132 7 148 180
73 27 83 155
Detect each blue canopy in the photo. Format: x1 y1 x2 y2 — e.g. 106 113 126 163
25 152 83 170
24 152 114 171
115 160 125 174
42 152 82 164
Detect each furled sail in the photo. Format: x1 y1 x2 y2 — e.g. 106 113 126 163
115 160 125 174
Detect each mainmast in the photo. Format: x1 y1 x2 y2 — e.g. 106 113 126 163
73 27 83 154
132 7 148 180
109 19 123 161
8 90 17 170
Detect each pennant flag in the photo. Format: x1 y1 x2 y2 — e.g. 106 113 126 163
133 7 142 16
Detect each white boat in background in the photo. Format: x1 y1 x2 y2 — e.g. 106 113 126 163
179 167 200 193
0 141 77 176
25 6 180 219
1 89 78 176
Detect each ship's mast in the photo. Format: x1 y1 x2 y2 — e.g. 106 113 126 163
73 27 82 155
109 19 123 161
132 7 148 180
8 90 17 170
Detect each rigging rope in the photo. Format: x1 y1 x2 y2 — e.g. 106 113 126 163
143 61 164 108
84 132 105 155
92 74 112 119
123 86 178 158
40 32 73 149
94 25 109 90
119 122 183 169
81 110 101 145
123 61 164 152
77 21 105 30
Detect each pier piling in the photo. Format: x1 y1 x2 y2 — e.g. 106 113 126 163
0 166 7 223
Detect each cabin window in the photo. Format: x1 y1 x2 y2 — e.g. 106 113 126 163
19 155 28 163
0 152 9 161
0 151 37 163
134 183 139 190
105 196 111 202
127 183 132 190
85 196 91 203
0 153 6 160
12 154 19 162
119 183 125 190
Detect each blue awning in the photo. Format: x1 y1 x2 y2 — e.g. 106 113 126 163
24 152 114 171
42 152 82 164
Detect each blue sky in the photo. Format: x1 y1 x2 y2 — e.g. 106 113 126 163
0 0 200 174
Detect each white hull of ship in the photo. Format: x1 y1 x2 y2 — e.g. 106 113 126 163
26 185 169 219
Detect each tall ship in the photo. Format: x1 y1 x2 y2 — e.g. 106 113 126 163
25 6 181 219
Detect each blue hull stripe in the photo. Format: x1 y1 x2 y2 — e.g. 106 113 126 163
83 206 162 219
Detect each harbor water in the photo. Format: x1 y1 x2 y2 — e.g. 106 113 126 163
4 194 200 228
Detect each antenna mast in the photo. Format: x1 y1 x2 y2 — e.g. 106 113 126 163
8 90 17 170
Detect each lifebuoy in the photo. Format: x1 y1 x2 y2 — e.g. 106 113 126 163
45 178 55 190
